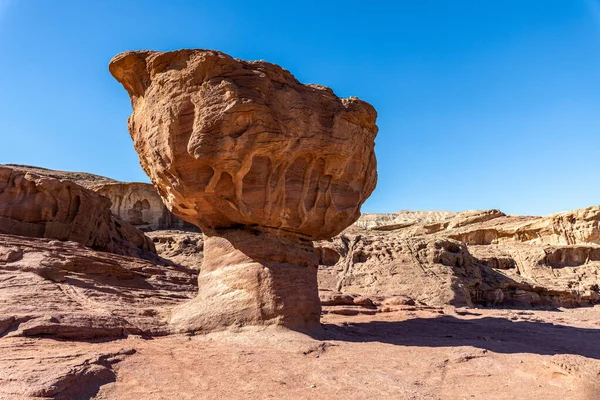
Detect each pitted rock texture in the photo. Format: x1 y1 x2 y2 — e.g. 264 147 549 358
2 165 195 232
0 166 155 257
0 234 197 339
316 207 600 308
110 49 378 332
141 206 600 310
109 49 378 240
146 230 204 269
92 182 195 231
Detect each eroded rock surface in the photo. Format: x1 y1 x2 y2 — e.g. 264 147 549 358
2 167 600 398
110 50 377 238
3 164 194 232
0 234 197 339
146 230 204 269
0 339 135 399
355 210 458 230
4 306 600 400
0 166 155 257
316 207 600 308
138 206 600 310
92 182 194 231
110 49 378 332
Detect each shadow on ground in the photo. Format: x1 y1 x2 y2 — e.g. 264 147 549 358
319 315 600 359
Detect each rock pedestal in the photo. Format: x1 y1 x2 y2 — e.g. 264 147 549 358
110 49 378 332
170 227 320 331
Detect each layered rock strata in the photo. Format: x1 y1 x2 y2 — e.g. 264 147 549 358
0 166 155 257
0 233 197 340
317 207 600 307
92 182 194 231
110 49 378 331
3 165 193 231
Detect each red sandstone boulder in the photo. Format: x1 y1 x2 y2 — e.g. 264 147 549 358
110 49 378 332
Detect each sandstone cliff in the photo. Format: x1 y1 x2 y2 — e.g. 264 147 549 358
91 182 195 231
2 164 193 232
317 207 600 308
0 166 154 257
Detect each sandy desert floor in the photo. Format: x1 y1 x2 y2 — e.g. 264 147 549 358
3 305 600 400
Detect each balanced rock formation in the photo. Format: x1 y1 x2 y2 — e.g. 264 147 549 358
0 166 155 257
110 49 378 331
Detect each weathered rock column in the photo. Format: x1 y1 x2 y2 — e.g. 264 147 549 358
171 227 321 331
109 49 378 332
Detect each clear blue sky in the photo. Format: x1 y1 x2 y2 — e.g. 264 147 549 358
0 0 599 216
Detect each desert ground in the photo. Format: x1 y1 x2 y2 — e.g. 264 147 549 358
3 306 600 399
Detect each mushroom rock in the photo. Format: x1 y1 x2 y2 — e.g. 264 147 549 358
109 49 378 332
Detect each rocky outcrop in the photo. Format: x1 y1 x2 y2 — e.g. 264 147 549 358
0 166 155 257
0 233 197 339
315 207 600 308
1 164 119 187
146 230 204 269
92 182 195 231
442 207 600 246
3 164 195 232
355 210 458 230
110 49 378 332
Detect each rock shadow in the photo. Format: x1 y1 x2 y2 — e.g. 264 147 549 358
318 315 600 360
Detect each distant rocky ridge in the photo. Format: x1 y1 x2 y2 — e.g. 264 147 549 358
318 207 600 309
354 210 458 230
2 164 194 231
0 166 154 258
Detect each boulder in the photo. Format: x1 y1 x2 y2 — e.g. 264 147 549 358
110 49 378 332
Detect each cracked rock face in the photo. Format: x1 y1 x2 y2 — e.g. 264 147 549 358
110 49 378 331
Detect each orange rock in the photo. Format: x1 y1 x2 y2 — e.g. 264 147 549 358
2 164 193 231
92 182 195 231
110 49 378 332
0 166 155 257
